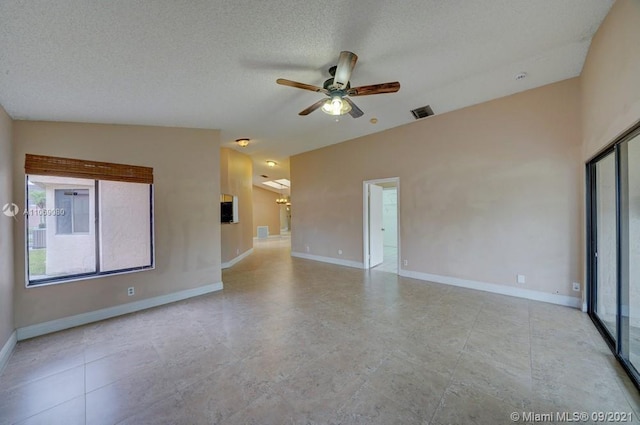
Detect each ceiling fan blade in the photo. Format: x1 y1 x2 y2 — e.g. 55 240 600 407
299 99 327 116
347 81 400 96
333 51 358 89
344 98 364 118
277 78 328 94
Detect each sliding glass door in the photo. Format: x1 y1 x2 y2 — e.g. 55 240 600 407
587 125 640 388
592 151 617 341
625 134 640 372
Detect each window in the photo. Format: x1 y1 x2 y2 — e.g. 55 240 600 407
25 154 154 285
55 189 90 234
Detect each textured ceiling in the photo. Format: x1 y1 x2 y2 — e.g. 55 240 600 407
0 0 614 189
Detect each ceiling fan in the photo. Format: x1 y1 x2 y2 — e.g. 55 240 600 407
276 51 400 118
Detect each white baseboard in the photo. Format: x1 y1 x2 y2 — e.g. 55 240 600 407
253 235 284 240
17 282 224 341
222 248 253 269
0 331 17 374
291 251 364 269
399 269 581 309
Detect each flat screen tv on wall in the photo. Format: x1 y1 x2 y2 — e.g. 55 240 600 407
220 193 238 223
221 201 233 223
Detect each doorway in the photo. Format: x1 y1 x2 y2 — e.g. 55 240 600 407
363 178 399 273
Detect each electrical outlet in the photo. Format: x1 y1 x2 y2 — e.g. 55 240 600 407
305 245 310 252
517 274 526 284
403 259 408 266
572 282 581 292
127 287 135 296
338 249 343 255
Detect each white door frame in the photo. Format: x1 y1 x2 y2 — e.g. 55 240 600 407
363 177 400 271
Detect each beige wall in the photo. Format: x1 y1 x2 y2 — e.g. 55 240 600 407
581 0 640 160
220 148 253 263
291 78 582 297
12 121 221 327
0 104 14 348
252 185 281 237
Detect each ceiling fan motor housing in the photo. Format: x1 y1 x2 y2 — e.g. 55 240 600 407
324 77 350 92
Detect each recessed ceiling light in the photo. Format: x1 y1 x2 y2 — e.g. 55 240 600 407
370 118 378 124
266 160 277 167
515 72 527 81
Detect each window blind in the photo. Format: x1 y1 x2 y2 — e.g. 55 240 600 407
25 154 153 184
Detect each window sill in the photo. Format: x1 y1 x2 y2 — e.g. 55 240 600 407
26 265 155 288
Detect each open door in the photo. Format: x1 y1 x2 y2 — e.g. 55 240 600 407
368 184 384 267
364 177 400 272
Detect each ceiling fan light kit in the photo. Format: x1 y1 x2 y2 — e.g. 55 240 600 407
276 51 400 119
322 96 352 116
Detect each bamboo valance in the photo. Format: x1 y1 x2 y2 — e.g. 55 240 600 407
25 154 153 184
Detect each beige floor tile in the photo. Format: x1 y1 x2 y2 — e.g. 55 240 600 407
151 323 214 362
432 382 523 425
0 365 84 425
163 342 239 391
472 311 531 342
618 376 640 418
451 348 533 409
361 353 451 421
464 327 532 371
336 384 424 425
273 348 374 423
15 396 85 425
389 324 470 376
421 301 481 328
83 322 154 364
0 327 84 392
171 361 273 423
533 376 639 415
222 391 296 425
0 343 85 391
85 342 161 392
117 395 190 425
85 362 178 425
1 237 638 424
530 343 622 387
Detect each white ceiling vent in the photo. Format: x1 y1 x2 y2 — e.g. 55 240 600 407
410 105 434 120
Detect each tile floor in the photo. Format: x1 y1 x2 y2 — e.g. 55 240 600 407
372 245 398 274
599 317 640 373
1 237 639 424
